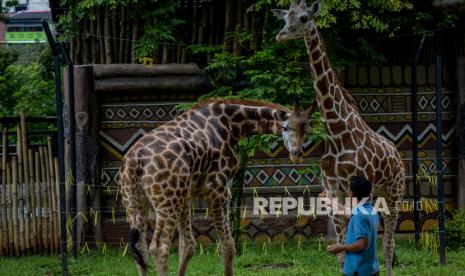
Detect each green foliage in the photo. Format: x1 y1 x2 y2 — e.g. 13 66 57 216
134 1 185 61
202 44 326 177
0 46 55 117
0 63 55 117
445 208 465 250
0 46 18 74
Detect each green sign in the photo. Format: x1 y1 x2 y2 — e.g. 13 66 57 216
5 31 47 43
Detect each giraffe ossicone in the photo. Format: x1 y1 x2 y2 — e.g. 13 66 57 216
119 98 317 276
273 1 405 276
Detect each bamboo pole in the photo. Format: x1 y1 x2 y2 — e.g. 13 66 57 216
1 129 7 255
39 147 48 253
16 125 25 254
48 138 58 252
35 151 43 252
54 158 60 251
28 149 37 253
44 146 53 252
7 162 13 255
12 157 19 256
20 111 31 252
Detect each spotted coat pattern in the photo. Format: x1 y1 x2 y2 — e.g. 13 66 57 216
119 99 315 276
273 1 405 276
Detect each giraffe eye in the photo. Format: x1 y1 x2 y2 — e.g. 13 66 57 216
300 15 309 23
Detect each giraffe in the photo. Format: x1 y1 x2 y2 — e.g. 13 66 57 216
119 98 317 276
272 1 405 275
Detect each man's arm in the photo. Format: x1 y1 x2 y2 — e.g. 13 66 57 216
327 237 368 254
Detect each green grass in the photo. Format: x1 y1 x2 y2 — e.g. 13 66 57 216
1 240 464 275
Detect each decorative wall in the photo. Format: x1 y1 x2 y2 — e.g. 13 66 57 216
70 63 457 246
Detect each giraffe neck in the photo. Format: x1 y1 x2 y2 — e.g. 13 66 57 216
303 24 354 136
228 105 285 141
196 103 286 147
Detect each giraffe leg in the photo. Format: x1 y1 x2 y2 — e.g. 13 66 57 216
322 177 347 267
329 213 348 266
149 208 176 276
382 202 400 276
209 196 235 276
176 201 196 276
120 176 149 276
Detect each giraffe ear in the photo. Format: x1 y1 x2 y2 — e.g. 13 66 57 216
304 101 318 118
308 0 320 16
293 97 302 113
271 9 288 20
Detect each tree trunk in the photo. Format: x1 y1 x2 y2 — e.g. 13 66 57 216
112 7 118 63
191 6 198 45
75 34 82 65
82 19 90 64
233 0 243 56
97 8 105 64
118 5 126 63
90 19 97 64
131 20 138 63
207 4 215 62
162 46 169 64
70 37 75 64
104 6 113 64
223 0 234 52
250 13 257 51
124 5 131 63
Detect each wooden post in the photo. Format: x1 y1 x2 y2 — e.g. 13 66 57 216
54 158 60 251
48 137 58 252
39 147 48 253
16 125 25 254
7 162 13 255
44 146 53 252
35 151 43 252
28 149 37 253
456 57 465 209
20 111 31 252
66 65 102 248
12 157 19 256
1 129 7 255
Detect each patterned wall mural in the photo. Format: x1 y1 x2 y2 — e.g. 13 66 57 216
97 64 457 244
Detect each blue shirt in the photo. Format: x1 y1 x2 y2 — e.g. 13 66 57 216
342 202 380 276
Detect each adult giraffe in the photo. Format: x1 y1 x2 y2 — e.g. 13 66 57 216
119 98 317 276
272 1 405 275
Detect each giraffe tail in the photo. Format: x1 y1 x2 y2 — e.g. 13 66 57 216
128 228 147 271
120 152 148 272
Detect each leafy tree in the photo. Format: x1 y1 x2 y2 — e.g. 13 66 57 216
0 46 18 74
0 46 55 117
0 63 55 117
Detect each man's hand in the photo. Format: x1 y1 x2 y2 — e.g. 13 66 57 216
327 243 345 254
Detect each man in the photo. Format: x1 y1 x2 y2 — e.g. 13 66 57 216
327 176 380 276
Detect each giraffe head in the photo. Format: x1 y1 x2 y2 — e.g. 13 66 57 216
272 0 320 42
282 99 317 163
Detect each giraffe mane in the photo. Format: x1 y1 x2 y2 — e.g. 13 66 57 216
317 32 359 112
192 98 289 111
